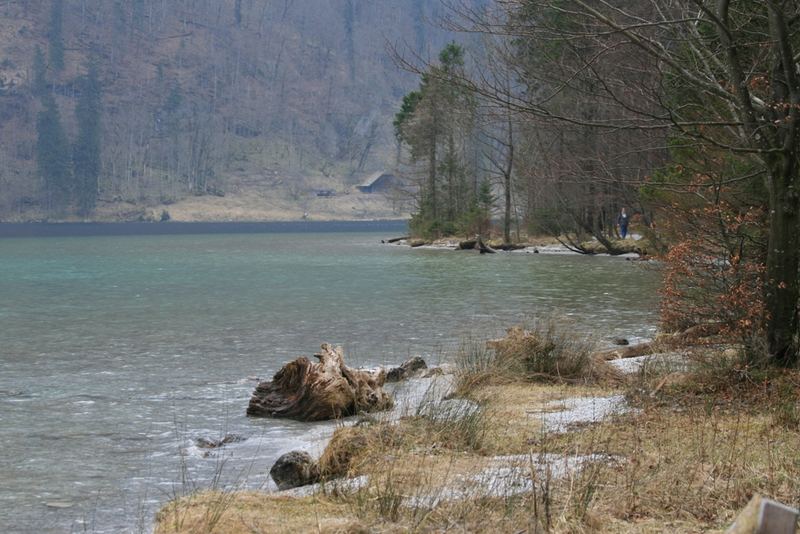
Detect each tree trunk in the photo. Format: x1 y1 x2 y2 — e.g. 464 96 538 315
429 137 437 221
504 173 511 244
764 157 800 365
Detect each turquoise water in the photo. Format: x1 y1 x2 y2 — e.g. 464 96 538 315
0 231 659 532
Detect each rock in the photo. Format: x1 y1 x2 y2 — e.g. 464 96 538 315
44 501 75 509
458 239 477 250
195 433 247 449
613 337 630 346
727 494 798 534
355 415 377 426
386 356 428 382
247 344 393 421
269 451 320 490
421 367 444 378
409 239 426 247
533 248 540 253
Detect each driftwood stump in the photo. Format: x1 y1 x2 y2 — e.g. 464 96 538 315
476 235 497 254
247 344 393 421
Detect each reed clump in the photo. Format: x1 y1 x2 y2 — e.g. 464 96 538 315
456 322 617 393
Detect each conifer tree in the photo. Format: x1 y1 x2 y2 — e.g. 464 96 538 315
395 43 478 237
36 94 72 212
73 61 102 215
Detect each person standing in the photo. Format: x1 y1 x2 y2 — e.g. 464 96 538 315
617 208 630 239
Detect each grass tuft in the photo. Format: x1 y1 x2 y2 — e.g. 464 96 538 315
457 322 607 392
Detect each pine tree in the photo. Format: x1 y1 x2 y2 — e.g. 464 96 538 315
48 0 64 72
73 61 102 216
36 94 72 212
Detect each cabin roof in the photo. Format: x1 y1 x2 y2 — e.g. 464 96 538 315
358 171 391 188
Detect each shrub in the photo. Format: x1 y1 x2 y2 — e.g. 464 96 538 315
492 324 595 381
456 321 599 390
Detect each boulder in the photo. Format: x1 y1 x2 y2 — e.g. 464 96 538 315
458 239 477 250
386 356 428 382
247 344 393 421
269 451 320 490
612 337 630 346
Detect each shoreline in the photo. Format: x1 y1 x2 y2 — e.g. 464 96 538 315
0 219 409 238
388 236 649 258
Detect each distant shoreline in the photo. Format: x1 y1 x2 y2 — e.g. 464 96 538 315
0 219 409 238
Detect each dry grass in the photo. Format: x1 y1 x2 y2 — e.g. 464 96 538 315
154 492 362 534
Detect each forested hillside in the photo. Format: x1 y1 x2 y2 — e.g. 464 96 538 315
0 0 462 221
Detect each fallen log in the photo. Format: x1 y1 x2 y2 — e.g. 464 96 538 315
594 324 725 361
387 236 410 244
594 342 655 361
247 344 393 421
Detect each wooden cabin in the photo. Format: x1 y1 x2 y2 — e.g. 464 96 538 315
356 171 398 193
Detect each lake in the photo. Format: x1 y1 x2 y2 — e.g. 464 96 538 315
0 224 660 532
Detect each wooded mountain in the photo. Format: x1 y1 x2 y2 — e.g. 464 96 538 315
0 0 466 220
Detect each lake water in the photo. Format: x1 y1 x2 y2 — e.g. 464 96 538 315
0 227 660 533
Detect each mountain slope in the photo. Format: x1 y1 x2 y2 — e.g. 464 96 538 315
0 0 466 221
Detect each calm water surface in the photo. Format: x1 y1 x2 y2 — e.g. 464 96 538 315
0 230 659 532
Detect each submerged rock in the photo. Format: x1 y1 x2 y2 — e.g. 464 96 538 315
247 344 393 421
269 450 320 490
386 356 428 382
195 434 247 449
